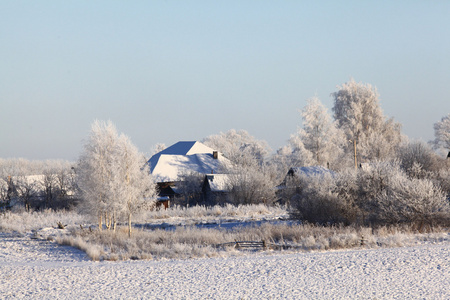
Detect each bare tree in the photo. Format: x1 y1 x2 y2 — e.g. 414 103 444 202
431 113 450 154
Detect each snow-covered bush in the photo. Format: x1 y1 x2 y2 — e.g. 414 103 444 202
136 203 287 224
373 175 449 228
289 161 450 227
397 140 440 177
289 171 360 225
225 165 276 205
355 160 449 227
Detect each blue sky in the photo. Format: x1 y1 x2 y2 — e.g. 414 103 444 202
1 1 449 160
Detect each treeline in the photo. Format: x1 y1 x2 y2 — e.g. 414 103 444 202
178 79 450 228
1 79 449 230
0 159 77 211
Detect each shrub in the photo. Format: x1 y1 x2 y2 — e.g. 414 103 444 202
289 161 450 228
289 172 360 225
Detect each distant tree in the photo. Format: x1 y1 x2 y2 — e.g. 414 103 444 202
0 158 77 210
332 79 402 165
149 143 167 157
282 137 315 169
269 145 306 183
203 129 270 167
53 161 77 209
77 120 155 235
290 96 345 169
203 130 277 205
431 113 450 152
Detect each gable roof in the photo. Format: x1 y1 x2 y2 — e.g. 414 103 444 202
148 141 230 183
156 141 214 156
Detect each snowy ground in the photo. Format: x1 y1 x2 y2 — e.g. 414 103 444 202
1 231 449 299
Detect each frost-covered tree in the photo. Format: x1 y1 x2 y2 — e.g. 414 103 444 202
77 120 155 235
149 143 167 157
113 134 156 236
285 138 314 167
290 97 345 169
0 158 76 210
431 113 450 152
332 79 402 165
77 121 118 229
289 170 359 225
203 129 270 167
269 145 308 183
203 130 277 205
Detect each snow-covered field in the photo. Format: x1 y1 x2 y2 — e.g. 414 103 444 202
1 231 449 299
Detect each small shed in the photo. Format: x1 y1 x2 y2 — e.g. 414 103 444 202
201 174 231 206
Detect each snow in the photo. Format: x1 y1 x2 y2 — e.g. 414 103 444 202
1 231 449 299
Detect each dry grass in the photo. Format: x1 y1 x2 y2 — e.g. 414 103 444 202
0 208 89 233
57 222 449 261
1 205 448 262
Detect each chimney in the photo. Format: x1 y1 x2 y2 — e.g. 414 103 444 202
213 151 218 159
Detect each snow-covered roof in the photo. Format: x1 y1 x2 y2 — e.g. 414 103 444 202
204 174 230 192
148 141 230 183
288 166 335 178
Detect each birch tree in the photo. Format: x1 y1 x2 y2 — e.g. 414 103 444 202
291 97 345 169
77 120 155 234
114 134 155 236
332 79 402 165
77 120 118 229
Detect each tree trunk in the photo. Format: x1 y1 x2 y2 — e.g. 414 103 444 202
128 212 132 237
98 214 102 231
105 212 111 230
113 211 117 232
